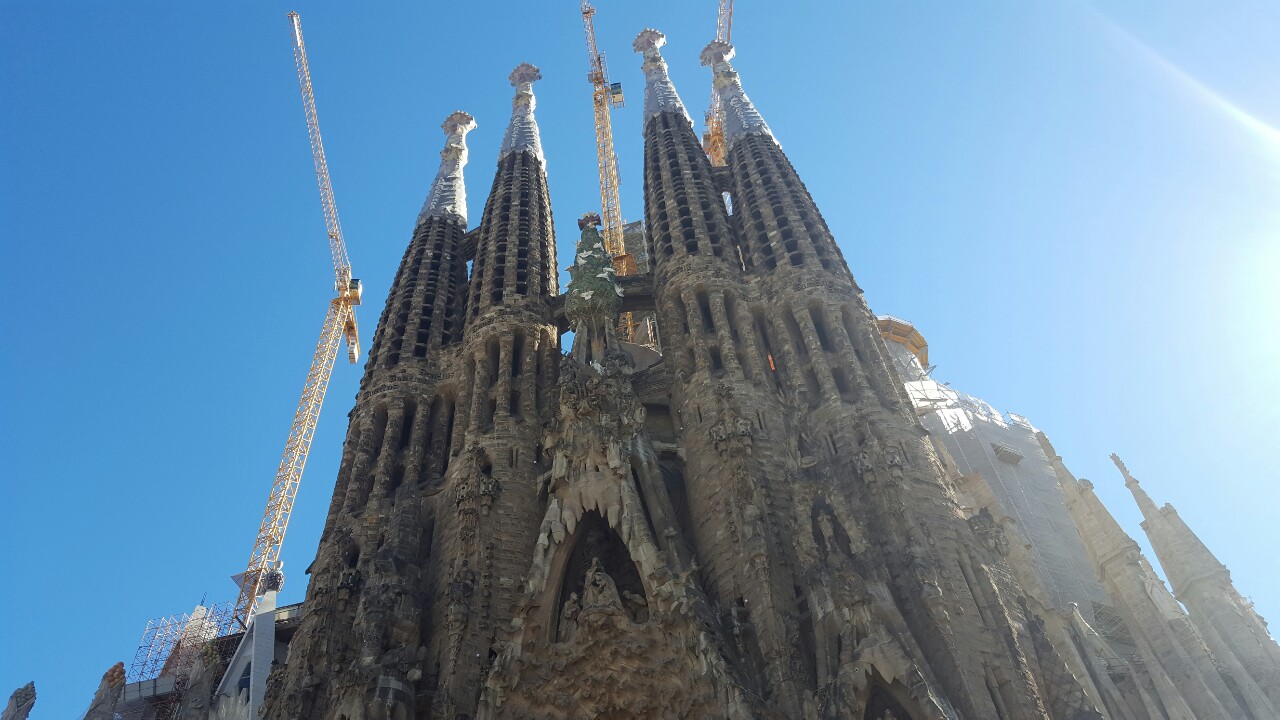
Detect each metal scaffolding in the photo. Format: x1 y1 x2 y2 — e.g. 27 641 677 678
125 601 237 719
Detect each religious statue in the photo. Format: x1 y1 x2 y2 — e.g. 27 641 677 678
622 590 649 623
582 557 622 611
558 592 581 643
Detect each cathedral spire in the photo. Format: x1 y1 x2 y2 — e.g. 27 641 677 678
1036 434 1249 717
468 62 558 316
700 41 774 152
417 110 476 227
633 29 690 123
1111 453 1228 593
1111 453 1161 520
499 63 544 164
1111 453 1280 712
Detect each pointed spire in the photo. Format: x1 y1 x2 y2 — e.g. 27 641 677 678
417 110 476 226
1110 454 1230 596
1036 433 1140 562
1111 453 1160 520
700 40 775 151
499 63 544 164
633 29 690 123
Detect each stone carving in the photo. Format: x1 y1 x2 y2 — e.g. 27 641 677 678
446 560 475 633
1 683 34 720
968 507 1010 557
709 385 754 456
81 662 125 720
623 590 650 623
582 557 623 611
853 448 874 476
558 592 581 643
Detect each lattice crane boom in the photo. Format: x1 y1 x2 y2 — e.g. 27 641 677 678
703 0 735 166
581 0 628 268
232 11 362 629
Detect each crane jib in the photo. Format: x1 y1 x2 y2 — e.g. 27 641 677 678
233 12 362 629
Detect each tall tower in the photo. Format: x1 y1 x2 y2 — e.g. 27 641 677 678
632 29 813 714
1039 434 1252 719
433 62 561 719
262 110 481 720
262 63 562 720
697 38 1090 718
1115 455 1280 712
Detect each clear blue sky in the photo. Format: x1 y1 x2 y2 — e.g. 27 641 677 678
2 2 1277 716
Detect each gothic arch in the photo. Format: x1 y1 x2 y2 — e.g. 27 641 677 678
546 510 649 642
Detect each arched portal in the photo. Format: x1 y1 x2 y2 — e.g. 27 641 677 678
552 511 647 641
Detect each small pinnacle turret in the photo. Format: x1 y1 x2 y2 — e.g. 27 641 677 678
499 63 544 164
417 111 476 226
1114 453 1229 593
1112 454 1280 710
1112 452 1160 515
700 41 774 152
1040 434 1251 718
633 29 689 122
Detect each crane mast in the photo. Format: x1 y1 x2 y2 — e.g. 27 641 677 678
703 0 735 165
581 0 631 273
232 11 363 629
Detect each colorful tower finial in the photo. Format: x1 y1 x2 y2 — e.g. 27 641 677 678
633 29 690 122
500 63 544 163
700 40 774 150
418 110 476 226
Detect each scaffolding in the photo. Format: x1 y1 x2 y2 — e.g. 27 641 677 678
125 601 238 718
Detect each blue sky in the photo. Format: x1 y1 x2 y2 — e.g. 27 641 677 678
2 1 1278 716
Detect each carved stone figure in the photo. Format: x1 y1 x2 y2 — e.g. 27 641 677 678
558 592 581 643
583 557 623 611
622 590 649 623
968 507 1011 558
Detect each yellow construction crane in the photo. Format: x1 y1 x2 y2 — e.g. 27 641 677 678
232 10 362 629
581 0 641 341
703 0 735 165
580 0 631 274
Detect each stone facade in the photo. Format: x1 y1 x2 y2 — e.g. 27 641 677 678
216 27 1276 720
880 318 1280 719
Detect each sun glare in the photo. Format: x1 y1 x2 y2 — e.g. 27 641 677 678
1088 6 1280 153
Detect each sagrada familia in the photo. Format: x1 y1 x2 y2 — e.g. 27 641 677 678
14 25 1277 720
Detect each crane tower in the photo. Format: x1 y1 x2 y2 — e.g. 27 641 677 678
581 0 641 342
702 0 735 165
231 11 363 629
580 0 629 270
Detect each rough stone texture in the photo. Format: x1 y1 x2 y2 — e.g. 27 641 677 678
1115 455 1280 715
262 67 560 720
1041 434 1264 719
239 30 1277 720
1 683 35 720
880 321 1175 718
879 324 1112 623
83 662 125 720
